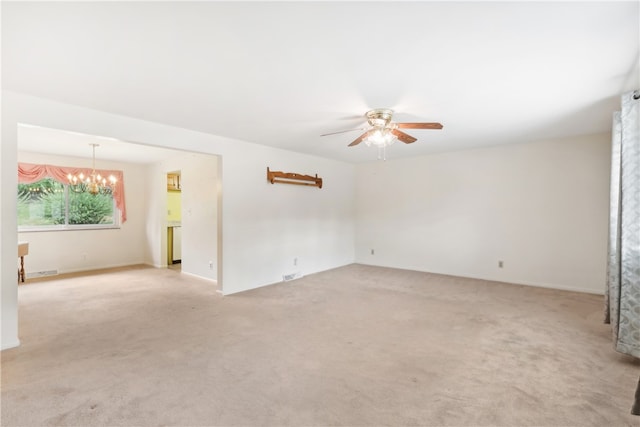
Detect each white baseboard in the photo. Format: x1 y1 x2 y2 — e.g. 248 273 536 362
58 262 148 275
355 262 604 295
1 338 21 351
180 270 218 284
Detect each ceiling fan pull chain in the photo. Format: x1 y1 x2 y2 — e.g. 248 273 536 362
377 145 387 161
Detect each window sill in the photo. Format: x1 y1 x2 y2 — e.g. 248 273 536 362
18 225 121 233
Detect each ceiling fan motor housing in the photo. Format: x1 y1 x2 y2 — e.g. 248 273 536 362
366 108 394 128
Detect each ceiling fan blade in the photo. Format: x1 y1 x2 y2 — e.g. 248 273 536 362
320 127 366 137
349 130 375 147
391 129 418 144
396 122 443 130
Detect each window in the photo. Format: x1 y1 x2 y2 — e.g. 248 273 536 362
18 178 119 231
18 162 127 225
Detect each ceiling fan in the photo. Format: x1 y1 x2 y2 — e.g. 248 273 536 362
321 108 443 147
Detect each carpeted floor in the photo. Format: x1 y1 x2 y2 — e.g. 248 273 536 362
1 264 638 426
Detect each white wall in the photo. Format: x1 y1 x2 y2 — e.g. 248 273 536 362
355 134 611 294
0 88 20 350
145 152 219 283
181 154 220 281
222 144 355 293
17 151 148 275
1 91 356 349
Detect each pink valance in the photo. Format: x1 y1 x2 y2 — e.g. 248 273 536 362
18 162 127 223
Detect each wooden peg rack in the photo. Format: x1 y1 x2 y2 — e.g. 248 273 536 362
267 167 323 188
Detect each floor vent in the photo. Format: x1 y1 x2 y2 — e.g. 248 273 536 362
27 270 58 279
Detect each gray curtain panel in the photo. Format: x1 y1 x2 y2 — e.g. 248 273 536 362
606 90 640 358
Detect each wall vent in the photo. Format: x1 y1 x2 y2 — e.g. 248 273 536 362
27 270 58 279
283 271 302 282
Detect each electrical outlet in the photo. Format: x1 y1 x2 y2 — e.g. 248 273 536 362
293 257 298 266
498 260 504 268
371 249 375 255
209 261 213 270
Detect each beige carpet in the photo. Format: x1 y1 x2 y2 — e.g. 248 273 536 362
1 264 638 426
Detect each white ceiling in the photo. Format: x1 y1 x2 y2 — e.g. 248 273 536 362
17 124 186 164
4 1 639 163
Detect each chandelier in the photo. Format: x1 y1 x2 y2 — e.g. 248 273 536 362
67 144 117 195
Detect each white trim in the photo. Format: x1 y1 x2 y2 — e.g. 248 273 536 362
180 270 218 285
356 262 605 295
1 338 21 351
18 225 121 233
52 262 147 276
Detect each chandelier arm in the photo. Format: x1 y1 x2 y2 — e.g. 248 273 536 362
66 143 116 195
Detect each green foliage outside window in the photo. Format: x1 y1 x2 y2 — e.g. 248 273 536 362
18 178 115 228
68 191 114 224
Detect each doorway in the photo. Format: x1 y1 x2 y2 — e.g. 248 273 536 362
16 123 221 287
159 156 220 286
167 171 182 271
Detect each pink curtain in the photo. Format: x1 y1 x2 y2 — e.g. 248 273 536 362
18 162 127 223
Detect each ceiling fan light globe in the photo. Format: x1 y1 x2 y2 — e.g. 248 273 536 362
365 128 396 147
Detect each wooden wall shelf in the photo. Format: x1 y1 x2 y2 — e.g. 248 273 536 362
267 167 322 188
